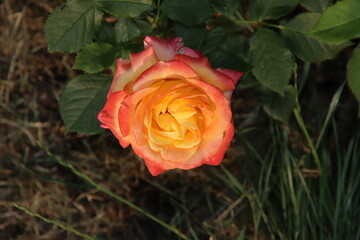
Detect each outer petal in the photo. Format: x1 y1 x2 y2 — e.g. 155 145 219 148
144 36 183 61
132 142 174 176
109 58 131 94
109 46 159 94
97 91 130 148
215 68 243 85
205 123 234 165
182 47 204 58
133 61 200 91
185 79 232 139
144 161 168 176
174 54 235 91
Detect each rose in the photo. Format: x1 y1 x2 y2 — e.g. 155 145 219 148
98 36 243 176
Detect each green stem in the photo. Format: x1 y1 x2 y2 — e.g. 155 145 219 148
232 19 303 33
152 0 161 30
234 11 254 32
293 97 322 172
42 145 190 240
13 204 96 240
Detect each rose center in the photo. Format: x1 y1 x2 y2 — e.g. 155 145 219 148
145 80 212 149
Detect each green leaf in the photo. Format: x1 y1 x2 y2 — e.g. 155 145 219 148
97 21 117 43
283 13 350 62
263 86 296 123
96 0 154 18
73 42 118 73
309 0 360 43
203 26 232 54
60 74 111 134
238 72 259 89
248 0 299 21
347 43 360 113
114 18 151 42
210 0 239 17
161 0 213 26
45 0 103 53
207 50 252 72
249 28 294 95
221 35 249 58
300 0 330 12
174 24 206 50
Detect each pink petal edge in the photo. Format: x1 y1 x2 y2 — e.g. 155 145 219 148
144 36 183 62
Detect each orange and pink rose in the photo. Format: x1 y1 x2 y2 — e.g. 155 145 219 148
98 36 243 176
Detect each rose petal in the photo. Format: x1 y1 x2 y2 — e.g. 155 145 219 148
215 68 243 85
160 143 199 163
182 47 204 58
174 54 235 91
131 141 174 176
132 99 149 146
168 132 225 170
144 161 168 176
177 124 234 169
118 85 160 138
205 123 234 165
97 91 130 148
109 46 159 94
144 36 183 61
133 61 200 92
185 79 232 139
108 58 131 94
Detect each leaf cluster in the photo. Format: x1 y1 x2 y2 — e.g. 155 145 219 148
45 0 360 132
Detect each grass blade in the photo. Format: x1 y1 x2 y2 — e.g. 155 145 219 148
315 82 345 149
13 204 97 240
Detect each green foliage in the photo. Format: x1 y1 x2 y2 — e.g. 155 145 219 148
249 28 294 95
45 0 103 52
59 74 111 134
45 0 360 133
114 18 151 42
262 86 296 124
309 0 360 43
207 50 252 72
203 26 232 54
97 21 118 44
174 24 207 50
96 0 154 18
300 0 330 12
161 0 213 26
283 13 350 62
347 44 360 113
248 0 299 20
210 0 239 17
73 42 117 73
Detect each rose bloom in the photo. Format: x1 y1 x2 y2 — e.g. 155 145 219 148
98 36 243 176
